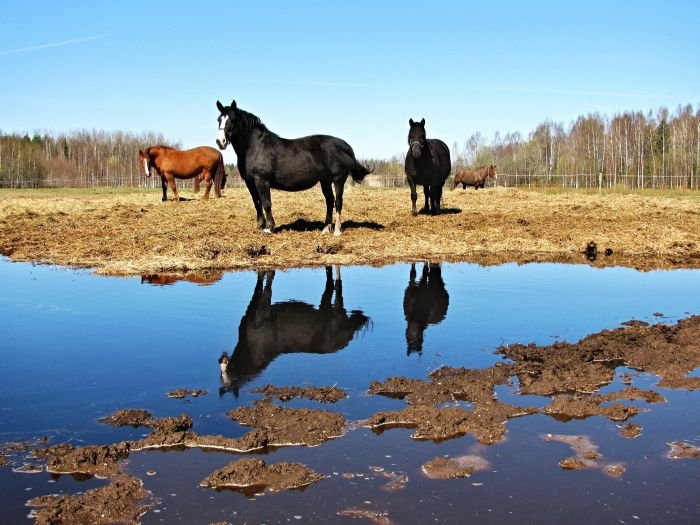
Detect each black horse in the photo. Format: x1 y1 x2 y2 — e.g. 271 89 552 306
216 100 373 235
404 118 452 215
403 263 449 354
219 267 370 396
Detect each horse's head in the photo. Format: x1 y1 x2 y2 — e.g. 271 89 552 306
408 118 426 158
216 99 237 150
489 164 497 179
138 149 151 177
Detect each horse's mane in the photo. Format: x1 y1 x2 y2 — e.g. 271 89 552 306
235 107 274 138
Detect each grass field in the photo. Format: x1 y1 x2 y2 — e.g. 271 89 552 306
1 185 699 276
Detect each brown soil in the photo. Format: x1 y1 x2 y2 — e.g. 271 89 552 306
251 384 347 403
542 434 626 477
27 473 151 525
337 508 395 524
227 399 347 447
619 423 642 438
499 316 700 393
421 454 490 479
166 388 208 398
200 457 324 493
667 441 700 459
1 188 699 276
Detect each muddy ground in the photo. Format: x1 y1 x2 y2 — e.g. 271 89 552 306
3 316 700 524
1 187 699 275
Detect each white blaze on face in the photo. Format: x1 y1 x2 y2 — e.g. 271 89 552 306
143 158 150 177
217 115 229 147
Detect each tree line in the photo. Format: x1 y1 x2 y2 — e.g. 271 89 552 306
2 104 699 190
449 104 700 189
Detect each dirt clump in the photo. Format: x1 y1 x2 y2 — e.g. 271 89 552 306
337 508 395 524
365 365 536 444
544 394 642 422
99 409 153 427
251 384 347 403
167 388 208 398
667 441 700 459
542 434 626 477
619 423 642 438
227 399 346 447
499 316 700 394
36 442 131 478
421 454 490 479
200 457 324 493
27 473 151 525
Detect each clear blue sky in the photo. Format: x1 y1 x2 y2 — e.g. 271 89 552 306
1 1 697 163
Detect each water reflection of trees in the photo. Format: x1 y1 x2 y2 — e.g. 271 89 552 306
403 263 449 354
219 267 370 396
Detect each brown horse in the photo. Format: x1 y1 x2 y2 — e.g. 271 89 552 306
451 164 497 190
138 145 226 201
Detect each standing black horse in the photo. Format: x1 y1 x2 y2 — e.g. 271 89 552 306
403 263 449 354
404 118 451 215
216 100 373 235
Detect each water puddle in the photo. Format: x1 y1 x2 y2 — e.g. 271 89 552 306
2 259 700 524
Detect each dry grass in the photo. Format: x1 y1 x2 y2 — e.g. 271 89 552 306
1 186 699 276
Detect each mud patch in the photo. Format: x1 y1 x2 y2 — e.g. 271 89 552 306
200 457 323 494
99 409 153 427
167 388 208 399
421 454 490 479
667 441 700 459
27 473 151 525
227 399 346 447
365 365 536 444
500 316 700 393
252 384 347 403
542 434 626 477
34 442 131 478
337 508 395 524
619 423 642 438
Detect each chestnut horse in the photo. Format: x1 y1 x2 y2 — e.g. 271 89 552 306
138 145 226 201
451 165 497 190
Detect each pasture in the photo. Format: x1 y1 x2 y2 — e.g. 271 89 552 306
0 186 699 275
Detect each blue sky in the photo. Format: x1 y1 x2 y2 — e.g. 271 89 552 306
0 1 697 163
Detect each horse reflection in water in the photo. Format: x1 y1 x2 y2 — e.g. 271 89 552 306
403 263 449 354
219 267 370 395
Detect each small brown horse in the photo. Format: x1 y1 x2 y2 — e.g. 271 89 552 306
451 164 497 190
138 145 226 201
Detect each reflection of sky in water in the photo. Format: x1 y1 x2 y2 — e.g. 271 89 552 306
2 258 700 524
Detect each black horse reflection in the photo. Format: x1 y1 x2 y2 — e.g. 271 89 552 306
219 267 370 395
403 263 449 354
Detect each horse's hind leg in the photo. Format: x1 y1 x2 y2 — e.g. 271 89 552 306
202 171 213 199
320 180 335 234
332 180 344 235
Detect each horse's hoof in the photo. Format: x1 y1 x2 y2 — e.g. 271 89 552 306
321 225 332 235
333 229 342 237
262 228 272 234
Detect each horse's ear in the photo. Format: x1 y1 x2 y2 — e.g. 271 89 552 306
216 100 225 112
409 118 414 126
230 99 237 110
138 149 144 156
420 118 425 126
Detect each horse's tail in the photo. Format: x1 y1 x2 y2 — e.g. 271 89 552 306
349 159 374 183
214 153 226 197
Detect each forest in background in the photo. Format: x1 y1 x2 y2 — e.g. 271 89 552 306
1 104 699 190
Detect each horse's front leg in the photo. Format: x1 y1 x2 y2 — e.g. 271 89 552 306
320 181 335 234
160 175 168 202
164 173 179 201
407 176 418 216
253 176 275 233
420 185 430 214
242 176 265 229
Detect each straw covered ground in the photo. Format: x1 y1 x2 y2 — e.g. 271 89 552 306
1 186 699 276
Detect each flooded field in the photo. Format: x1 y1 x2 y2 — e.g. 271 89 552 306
2 258 700 524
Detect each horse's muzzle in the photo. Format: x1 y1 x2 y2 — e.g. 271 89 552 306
216 138 228 150
411 144 423 158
